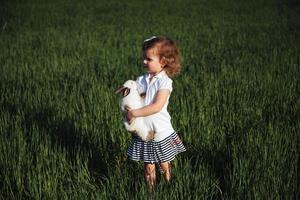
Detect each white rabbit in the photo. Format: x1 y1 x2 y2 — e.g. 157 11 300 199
115 80 154 142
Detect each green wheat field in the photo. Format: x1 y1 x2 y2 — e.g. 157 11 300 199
1 0 299 199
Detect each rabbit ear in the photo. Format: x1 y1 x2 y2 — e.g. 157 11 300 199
115 86 125 94
123 88 130 97
115 87 130 97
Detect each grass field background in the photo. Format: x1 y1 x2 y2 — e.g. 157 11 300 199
0 0 299 199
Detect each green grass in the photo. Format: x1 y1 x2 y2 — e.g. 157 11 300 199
0 0 299 199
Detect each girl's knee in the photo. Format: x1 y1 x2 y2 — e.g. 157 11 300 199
144 163 156 188
159 162 170 172
145 163 155 178
159 162 171 182
144 163 156 176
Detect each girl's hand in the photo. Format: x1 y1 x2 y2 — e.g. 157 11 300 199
125 106 136 124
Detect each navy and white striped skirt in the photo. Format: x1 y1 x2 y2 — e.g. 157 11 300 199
127 132 186 163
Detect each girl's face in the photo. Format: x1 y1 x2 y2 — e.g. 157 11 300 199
143 47 164 76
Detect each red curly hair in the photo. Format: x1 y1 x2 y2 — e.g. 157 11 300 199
142 36 182 77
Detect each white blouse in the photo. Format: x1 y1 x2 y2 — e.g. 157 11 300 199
136 70 175 141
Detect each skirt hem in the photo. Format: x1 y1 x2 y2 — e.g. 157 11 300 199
127 132 186 164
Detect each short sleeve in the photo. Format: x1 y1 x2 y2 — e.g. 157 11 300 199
136 75 146 94
159 77 173 92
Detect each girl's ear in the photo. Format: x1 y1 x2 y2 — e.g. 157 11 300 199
160 56 167 67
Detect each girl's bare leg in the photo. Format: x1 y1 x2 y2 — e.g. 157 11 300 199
144 163 156 192
159 161 171 183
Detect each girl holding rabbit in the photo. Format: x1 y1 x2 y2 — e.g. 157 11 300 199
126 36 186 191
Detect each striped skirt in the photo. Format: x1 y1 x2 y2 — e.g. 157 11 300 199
127 132 186 163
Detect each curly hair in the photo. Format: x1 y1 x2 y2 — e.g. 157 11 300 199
142 36 182 77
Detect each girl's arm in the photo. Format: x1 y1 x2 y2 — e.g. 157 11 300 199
126 89 170 122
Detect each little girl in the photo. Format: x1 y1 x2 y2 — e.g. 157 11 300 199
126 36 186 190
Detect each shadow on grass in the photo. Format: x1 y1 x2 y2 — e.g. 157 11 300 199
185 140 233 199
3 100 109 185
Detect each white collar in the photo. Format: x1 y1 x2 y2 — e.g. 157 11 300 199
146 70 166 80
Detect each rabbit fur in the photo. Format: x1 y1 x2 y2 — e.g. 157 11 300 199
115 80 154 141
